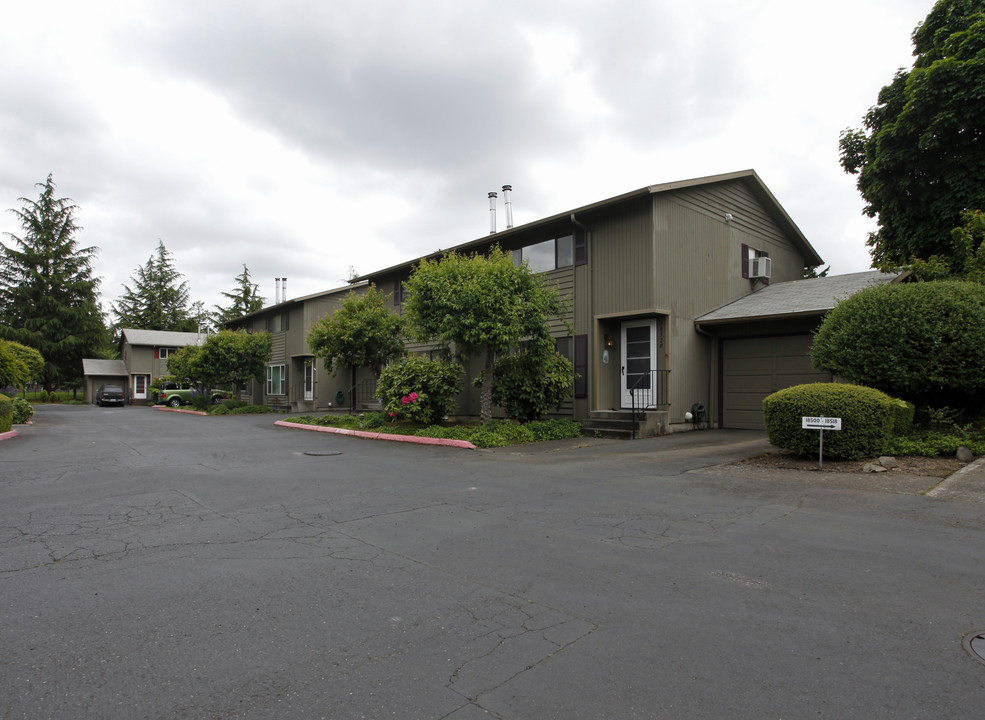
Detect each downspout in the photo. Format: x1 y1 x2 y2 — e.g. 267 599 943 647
570 213 593 413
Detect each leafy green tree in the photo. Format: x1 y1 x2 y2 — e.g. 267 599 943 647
166 331 271 396
307 286 405 379
839 0 985 270
0 174 107 391
112 241 196 332
0 340 44 389
403 246 569 421
493 346 574 422
214 265 265 325
810 280 985 411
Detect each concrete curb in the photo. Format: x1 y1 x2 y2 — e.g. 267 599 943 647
0 429 19 442
154 406 208 416
925 455 985 497
274 420 477 450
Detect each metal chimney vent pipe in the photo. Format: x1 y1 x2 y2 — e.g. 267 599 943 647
282 278 287 301
502 185 513 229
274 278 281 304
488 191 498 234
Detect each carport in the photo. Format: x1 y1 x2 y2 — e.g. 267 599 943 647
82 358 129 404
696 270 897 430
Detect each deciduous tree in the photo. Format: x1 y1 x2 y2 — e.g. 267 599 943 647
403 246 569 422
839 0 985 270
167 331 271 396
0 174 107 390
307 286 405 379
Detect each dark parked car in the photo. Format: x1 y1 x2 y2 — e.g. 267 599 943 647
95 384 126 407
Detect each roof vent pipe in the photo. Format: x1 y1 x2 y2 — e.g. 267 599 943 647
282 278 287 302
502 185 513 229
488 191 498 234
274 278 281 304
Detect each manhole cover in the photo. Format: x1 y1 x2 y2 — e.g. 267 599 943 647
303 451 342 456
963 631 985 665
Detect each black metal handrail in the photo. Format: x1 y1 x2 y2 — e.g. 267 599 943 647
347 378 378 413
629 369 670 439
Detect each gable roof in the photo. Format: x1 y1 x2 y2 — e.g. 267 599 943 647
224 280 368 326
119 329 205 347
358 169 823 280
695 270 898 326
82 358 128 376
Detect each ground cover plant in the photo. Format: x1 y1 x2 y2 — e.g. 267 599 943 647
290 412 582 449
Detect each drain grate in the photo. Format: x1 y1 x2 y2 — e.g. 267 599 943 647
303 451 342 456
963 631 985 665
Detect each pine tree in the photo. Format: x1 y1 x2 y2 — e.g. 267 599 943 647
0 174 107 391
112 241 195 332
214 265 266 325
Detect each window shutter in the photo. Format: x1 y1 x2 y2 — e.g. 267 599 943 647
573 334 588 398
574 229 588 266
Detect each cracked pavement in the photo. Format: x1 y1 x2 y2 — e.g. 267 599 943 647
1 405 984 719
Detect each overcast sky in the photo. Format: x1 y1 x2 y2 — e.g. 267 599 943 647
0 0 934 316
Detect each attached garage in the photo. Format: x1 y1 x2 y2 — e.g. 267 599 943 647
721 335 831 430
696 270 898 431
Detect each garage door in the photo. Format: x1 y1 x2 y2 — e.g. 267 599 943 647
722 335 831 430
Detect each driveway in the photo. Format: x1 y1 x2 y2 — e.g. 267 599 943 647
2 405 983 719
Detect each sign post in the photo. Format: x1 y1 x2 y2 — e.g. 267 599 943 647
801 416 842 469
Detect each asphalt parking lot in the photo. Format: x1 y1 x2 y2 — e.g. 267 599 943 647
2 405 984 719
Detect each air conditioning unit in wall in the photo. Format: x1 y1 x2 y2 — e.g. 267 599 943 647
749 256 772 279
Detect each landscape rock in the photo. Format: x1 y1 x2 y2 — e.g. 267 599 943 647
878 456 899 469
863 463 888 473
956 446 974 462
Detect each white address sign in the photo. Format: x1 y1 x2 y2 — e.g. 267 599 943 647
802 416 842 430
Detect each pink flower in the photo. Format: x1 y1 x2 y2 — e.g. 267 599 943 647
409 392 419 402
401 396 409 405
389 411 396 417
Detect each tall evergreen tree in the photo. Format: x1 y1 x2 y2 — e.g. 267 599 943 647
0 174 107 391
214 265 265 325
112 241 195 332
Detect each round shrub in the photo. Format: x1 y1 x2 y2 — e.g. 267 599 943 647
492 350 574 422
0 394 12 433
11 397 34 424
810 281 985 410
377 356 463 425
763 383 902 459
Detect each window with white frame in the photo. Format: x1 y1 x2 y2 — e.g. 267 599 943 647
158 347 176 359
266 364 286 396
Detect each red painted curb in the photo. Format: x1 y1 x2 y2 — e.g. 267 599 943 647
0 429 19 441
154 406 209 416
274 420 477 450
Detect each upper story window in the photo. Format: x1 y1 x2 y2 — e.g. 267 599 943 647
157 347 176 359
512 234 575 273
267 312 290 332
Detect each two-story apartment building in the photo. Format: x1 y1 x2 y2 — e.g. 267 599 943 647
222 169 891 431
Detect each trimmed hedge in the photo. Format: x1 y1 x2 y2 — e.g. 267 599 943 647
0 394 11 433
763 383 908 459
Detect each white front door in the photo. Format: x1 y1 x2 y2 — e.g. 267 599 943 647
303 361 314 402
621 320 656 407
133 375 149 401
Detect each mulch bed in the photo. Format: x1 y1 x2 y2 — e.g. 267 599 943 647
733 450 965 478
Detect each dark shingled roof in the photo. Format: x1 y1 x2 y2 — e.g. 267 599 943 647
696 270 898 325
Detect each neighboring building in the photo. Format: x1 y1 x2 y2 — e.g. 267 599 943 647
226 283 370 412
81 329 206 404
